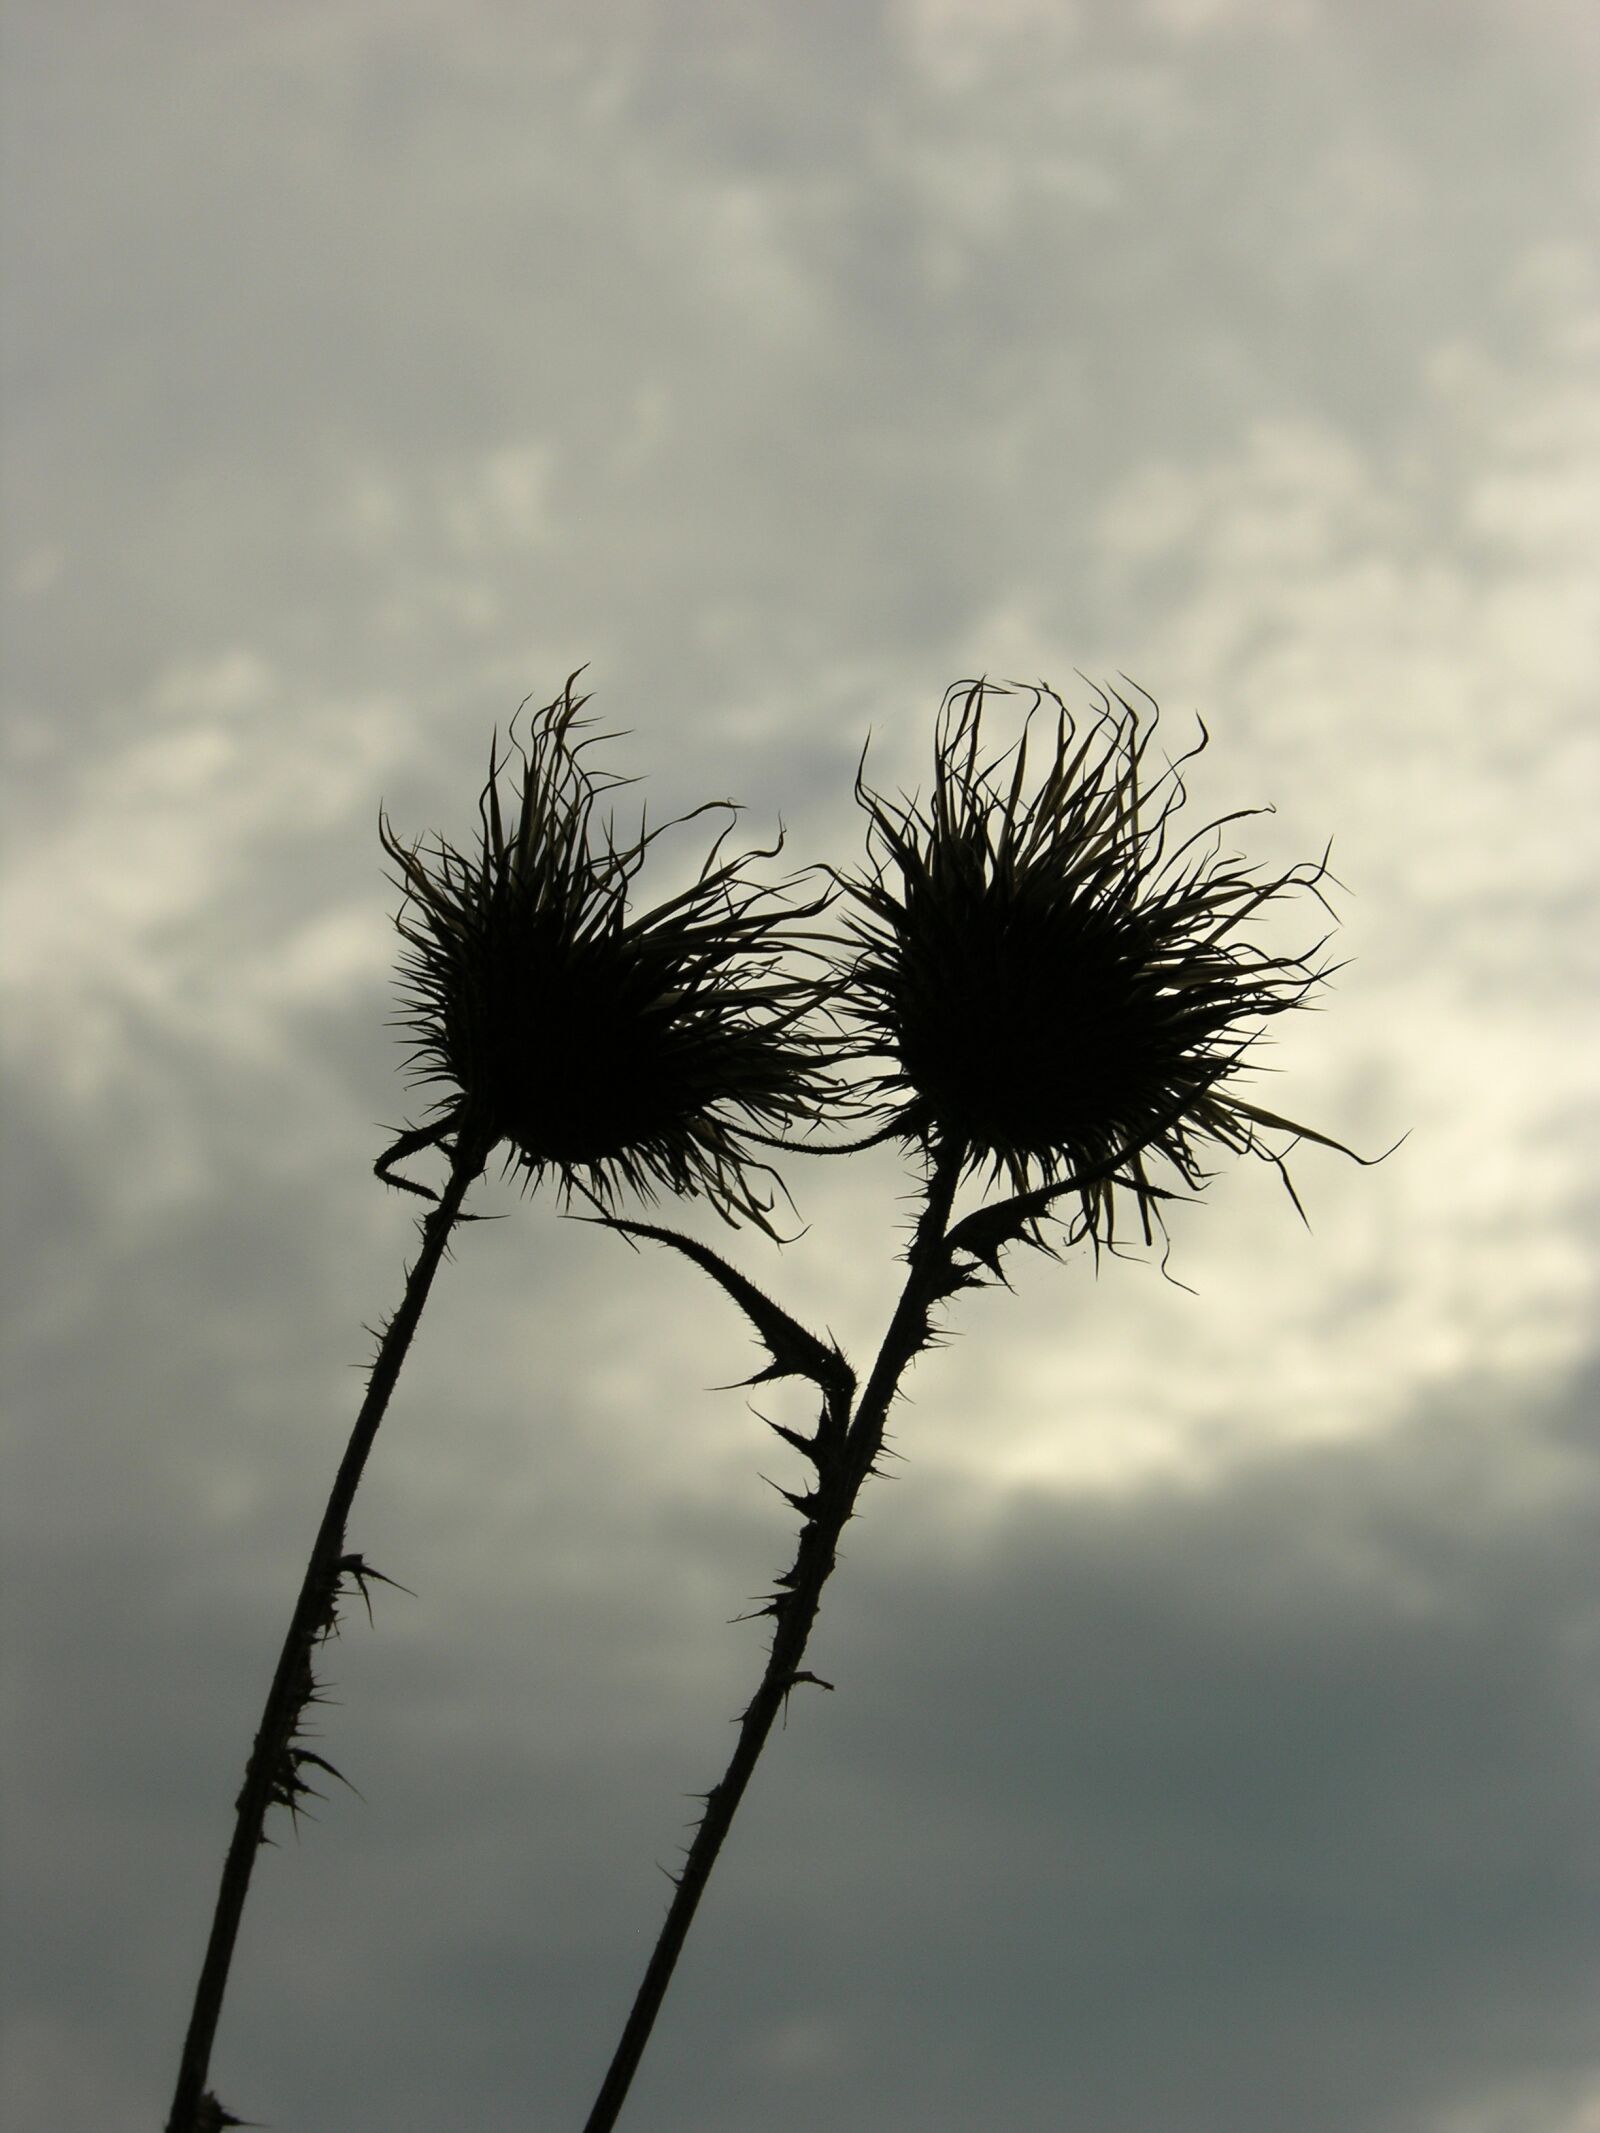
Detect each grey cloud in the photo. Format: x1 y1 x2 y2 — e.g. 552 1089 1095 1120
9 1083 1596 2130
6 2 1597 2128
10 0 1592 746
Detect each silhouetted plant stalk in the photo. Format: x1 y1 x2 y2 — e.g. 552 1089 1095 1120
164 1127 492 2133
573 676 1378 2130
168 674 1379 2133
165 675 834 2133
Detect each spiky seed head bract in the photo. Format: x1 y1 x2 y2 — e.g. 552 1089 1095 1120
827 677 1345 1249
380 673 835 1236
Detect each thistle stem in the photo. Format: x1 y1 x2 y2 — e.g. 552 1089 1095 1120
165 1126 495 2133
578 1141 966 2133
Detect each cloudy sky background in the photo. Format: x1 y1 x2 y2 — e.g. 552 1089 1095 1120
4 2 1598 2127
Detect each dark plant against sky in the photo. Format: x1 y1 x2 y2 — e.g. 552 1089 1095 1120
166 677 837 2133
169 674 1379 2133
376 670 837 1236
570 683 1382 2132
827 677 1355 1251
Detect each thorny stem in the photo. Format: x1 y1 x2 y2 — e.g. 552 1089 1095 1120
165 1126 496 2133
578 1139 967 2133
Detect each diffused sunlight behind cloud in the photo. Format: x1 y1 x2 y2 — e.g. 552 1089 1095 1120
4 3 1596 2129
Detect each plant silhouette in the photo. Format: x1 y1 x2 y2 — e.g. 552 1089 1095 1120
165 675 1380 2133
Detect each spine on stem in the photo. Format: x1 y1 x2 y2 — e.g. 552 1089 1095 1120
165 1128 492 2133
578 1142 966 2133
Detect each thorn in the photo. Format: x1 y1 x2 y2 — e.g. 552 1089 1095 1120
764 1418 823 1464
293 1747 362 1800
196 2093 264 2132
338 1552 418 1626
759 1473 818 1516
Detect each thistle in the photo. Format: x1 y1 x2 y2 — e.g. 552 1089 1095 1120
167 674 1378 2133
375 671 835 1236
827 675 1353 1253
165 674 833 2133
574 679 1374 2133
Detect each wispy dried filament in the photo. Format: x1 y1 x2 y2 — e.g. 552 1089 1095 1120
380 673 836 1234
828 677 1351 1247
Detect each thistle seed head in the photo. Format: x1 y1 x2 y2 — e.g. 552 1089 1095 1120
381 673 837 1235
828 677 1346 1247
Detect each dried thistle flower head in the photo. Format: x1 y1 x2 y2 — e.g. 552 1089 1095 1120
828 677 1351 1248
379 673 835 1235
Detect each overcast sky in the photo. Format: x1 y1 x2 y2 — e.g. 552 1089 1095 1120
4 3 1598 2129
